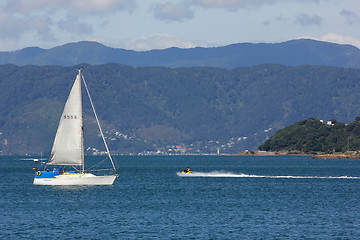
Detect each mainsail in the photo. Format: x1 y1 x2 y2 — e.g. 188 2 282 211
48 71 84 166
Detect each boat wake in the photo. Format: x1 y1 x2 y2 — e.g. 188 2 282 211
176 171 360 179
19 158 46 161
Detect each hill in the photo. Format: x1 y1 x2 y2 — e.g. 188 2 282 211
0 39 359 68
258 118 360 154
1 64 360 155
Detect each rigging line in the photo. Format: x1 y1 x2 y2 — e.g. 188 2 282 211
88 157 108 171
72 166 80 172
86 168 117 172
80 69 117 172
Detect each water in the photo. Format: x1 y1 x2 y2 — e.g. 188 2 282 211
1 155 360 239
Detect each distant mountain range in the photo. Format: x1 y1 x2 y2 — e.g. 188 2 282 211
1 64 360 155
1 39 359 68
1 38 360 155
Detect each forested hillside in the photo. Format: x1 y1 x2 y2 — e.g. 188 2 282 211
0 39 359 68
1 64 360 155
258 118 360 153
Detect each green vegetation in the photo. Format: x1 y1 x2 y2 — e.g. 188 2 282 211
1 64 360 155
258 118 360 153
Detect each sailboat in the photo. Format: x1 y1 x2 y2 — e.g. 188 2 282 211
33 69 118 185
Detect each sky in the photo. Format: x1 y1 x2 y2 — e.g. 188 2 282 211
0 0 359 51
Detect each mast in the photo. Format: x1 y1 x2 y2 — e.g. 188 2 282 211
80 69 117 172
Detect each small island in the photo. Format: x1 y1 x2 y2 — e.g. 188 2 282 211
257 117 360 159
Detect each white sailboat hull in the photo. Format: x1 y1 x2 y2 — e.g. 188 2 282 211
33 173 116 186
33 70 118 186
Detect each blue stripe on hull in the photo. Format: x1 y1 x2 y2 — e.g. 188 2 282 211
35 172 55 178
34 168 62 178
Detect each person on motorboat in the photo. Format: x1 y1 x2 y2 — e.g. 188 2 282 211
182 167 191 173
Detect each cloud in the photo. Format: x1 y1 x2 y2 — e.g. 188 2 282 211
153 2 193 21
152 0 322 22
119 34 209 50
190 0 321 10
151 0 325 22
58 17 93 35
28 15 56 41
295 13 322 27
191 0 276 9
262 15 289 26
63 0 136 14
4 0 56 15
4 0 136 15
340 9 360 25
319 33 360 49
0 6 26 39
0 6 54 40
149 0 324 20
0 0 136 45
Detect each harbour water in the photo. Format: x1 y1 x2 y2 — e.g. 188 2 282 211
1 155 360 239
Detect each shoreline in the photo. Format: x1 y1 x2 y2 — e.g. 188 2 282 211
311 154 360 159
225 151 360 159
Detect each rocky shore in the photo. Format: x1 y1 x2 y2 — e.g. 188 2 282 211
227 151 360 159
311 153 360 159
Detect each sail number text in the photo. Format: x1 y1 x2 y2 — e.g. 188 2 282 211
63 115 78 119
